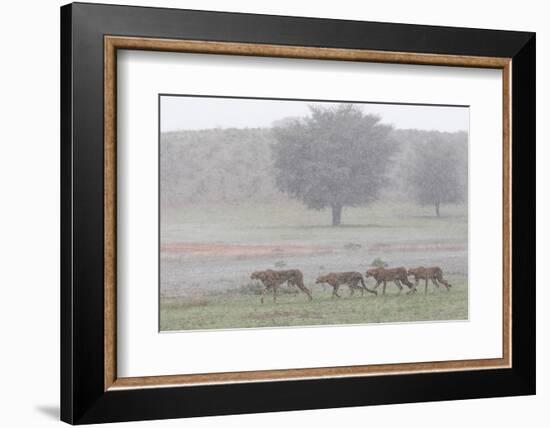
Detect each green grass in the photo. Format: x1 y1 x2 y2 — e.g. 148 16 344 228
161 201 467 245
160 275 467 331
160 201 468 331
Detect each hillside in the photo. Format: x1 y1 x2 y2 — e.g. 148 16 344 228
160 127 467 208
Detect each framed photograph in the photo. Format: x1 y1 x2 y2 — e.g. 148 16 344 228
61 2 535 424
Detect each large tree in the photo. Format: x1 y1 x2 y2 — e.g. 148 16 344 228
271 104 396 226
406 134 466 217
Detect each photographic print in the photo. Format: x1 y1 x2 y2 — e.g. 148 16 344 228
159 95 468 332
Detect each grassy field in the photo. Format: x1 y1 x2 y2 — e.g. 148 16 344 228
160 275 467 331
160 201 468 331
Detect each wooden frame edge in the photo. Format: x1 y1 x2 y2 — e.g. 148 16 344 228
104 36 117 390
502 61 512 369
110 357 509 390
103 35 512 391
105 35 511 68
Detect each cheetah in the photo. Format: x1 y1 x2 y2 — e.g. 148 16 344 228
407 266 452 294
250 269 312 303
315 272 377 298
365 266 417 295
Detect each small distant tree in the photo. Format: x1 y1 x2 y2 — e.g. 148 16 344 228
271 104 396 226
407 135 465 217
370 257 388 268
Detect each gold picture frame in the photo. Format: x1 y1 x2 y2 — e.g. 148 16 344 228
103 36 512 391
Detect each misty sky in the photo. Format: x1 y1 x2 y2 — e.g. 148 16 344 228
160 95 469 133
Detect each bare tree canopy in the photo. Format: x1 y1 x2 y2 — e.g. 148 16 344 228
271 104 397 226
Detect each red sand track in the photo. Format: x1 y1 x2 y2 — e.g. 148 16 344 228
161 242 465 257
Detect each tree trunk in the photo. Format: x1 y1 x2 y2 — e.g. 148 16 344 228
331 204 342 226
435 201 440 217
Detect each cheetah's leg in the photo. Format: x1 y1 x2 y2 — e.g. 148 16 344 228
436 275 452 290
260 285 270 304
373 279 384 295
360 277 377 295
287 280 297 296
350 280 361 297
402 276 417 293
295 278 313 301
394 280 403 294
